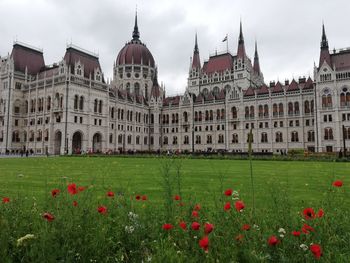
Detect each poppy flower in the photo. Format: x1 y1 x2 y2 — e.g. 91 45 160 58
73 201 78 207
192 210 199 218
194 204 201 211
78 186 86 192
51 189 60 197
191 222 200 231
204 223 214 234
242 224 251 231
2 197 10 203
67 183 77 195
302 223 314 234
179 221 187 230
310 244 322 259
235 234 244 241
292 231 301 237
317 209 324 218
162 223 173 230
43 212 55 222
332 180 343 187
235 200 245 212
268 235 279 246
224 202 231 211
174 195 181 201
97 205 107 214
199 236 209 252
303 208 316 220
141 195 147 201
107 191 115 197
224 188 233 196
135 195 141 200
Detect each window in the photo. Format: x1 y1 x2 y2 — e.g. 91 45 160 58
79 96 84 110
74 116 78 123
218 134 224 144
324 128 333 140
291 131 299 142
232 134 238 143
195 135 201 144
136 136 140 145
184 135 189 145
275 132 283 143
163 136 168 145
307 130 315 142
247 133 254 143
173 136 178 145
109 134 113 144
207 135 212 144
74 95 78 110
231 107 237 119
261 132 268 143
127 135 132 144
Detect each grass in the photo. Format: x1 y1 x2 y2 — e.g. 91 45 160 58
0 156 349 209
0 156 349 262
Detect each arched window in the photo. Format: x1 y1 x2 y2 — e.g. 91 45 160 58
163 136 168 145
324 128 333 140
209 110 213 120
136 136 140 145
183 112 188 122
79 96 84 110
261 132 268 143
37 130 42 141
44 129 49 141
218 134 224 143
98 100 103 114
279 103 284 115
294 102 300 115
172 136 178 145
258 105 263 117
245 106 249 118
195 135 201 144
264 105 269 117
288 102 293 115
273 103 278 116
250 106 255 118
205 110 209 121
144 136 148 145
307 130 315 142
94 99 98 113
304 100 310 114
47 96 51 111
127 135 132 144
216 109 220 120
232 133 238 143
118 134 123 144
184 135 189 145
231 107 237 119
207 135 212 144
74 95 78 110
247 133 254 143
291 131 299 142
275 132 283 143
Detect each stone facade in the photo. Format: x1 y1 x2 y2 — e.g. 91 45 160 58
0 18 349 155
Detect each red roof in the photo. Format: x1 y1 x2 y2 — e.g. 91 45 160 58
331 50 350 71
38 66 59 79
163 96 180 106
64 47 102 80
286 79 299 92
150 84 161 98
271 81 284 93
319 49 331 68
116 41 155 67
303 77 314 90
244 87 255 96
257 84 269 95
11 43 45 75
202 53 233 74
192 52 201 69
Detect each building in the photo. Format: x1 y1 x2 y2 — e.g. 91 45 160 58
0 14 350 155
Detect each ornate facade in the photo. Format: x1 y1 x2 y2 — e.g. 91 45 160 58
1 15 350 155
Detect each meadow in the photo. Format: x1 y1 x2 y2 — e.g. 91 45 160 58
0 156 349 262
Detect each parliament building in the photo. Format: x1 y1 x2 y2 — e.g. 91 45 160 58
1 14 350 155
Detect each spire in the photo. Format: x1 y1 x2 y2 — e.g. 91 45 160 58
132 11 140 41
253 40 261 75
191 33 201 70
319 22 331 68
237 20 246 59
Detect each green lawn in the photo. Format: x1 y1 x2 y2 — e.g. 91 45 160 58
0 156 348 209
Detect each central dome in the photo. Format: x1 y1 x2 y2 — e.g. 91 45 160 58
116 14 155 67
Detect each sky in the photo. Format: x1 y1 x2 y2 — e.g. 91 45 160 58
1 0 350 95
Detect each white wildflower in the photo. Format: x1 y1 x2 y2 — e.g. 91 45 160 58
17 234 36 247
253 224 260 230
300 244 308 251
128 211 138 221
279 234 285 238
125 225 135 234
278 228 286 234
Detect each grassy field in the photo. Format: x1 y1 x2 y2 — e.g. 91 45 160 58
0 156 349 209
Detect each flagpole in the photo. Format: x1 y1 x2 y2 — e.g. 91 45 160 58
226 34 228 53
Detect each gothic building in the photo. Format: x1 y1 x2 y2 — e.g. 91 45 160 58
0 15 349 155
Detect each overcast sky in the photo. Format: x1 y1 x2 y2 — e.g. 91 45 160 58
1 0 350 95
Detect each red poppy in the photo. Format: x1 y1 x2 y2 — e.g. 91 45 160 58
67 183 77 195
199 236 209 252
242 224 251 231
141 195 147 201
73 201 78 207
332 180 343 187
235 234 244 241
204 223 214 234
162 223 173 230
292 231 301 237
268 235 279 246
302 223 315 234
224 188 233 196
2 197 10 203
107 191 115 197
310 244 322 259
78 186 86 192
224 202 231 211
192 210 199 218
303 208 316 220
135 195 141 200
317 209 324 218
191 222 200 231
235 200 245 212
97 205 107 214
179 221 187 230
43 212 55 222
174 195 181 201
194 204 201 211
51 189 60 197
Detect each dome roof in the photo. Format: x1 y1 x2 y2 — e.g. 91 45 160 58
116 41 155 67
116 13 155 67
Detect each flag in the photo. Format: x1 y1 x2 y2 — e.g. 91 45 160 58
222 35 228 42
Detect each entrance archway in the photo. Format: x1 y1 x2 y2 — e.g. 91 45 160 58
72 131 83 154
54 131 62 155
92 133 102 153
